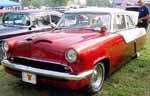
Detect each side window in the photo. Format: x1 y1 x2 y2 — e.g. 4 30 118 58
33 15 50 26
2 13 30 26
51 15 60 24
125 15 134 28
113 15 126 31
40 15 50 25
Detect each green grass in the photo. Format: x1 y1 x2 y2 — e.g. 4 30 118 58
0 37 150 96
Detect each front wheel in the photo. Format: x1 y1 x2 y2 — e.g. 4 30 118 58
84 62 105 94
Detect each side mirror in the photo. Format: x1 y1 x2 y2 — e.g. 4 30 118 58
28 25 36 30
99 26 110 35
100 26 107 33
26 20 31 26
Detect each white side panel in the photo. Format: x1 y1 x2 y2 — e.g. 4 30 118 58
118 28 146 43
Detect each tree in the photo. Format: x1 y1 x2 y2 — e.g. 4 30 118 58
47 0 69 6
87 0 111 7
22 0 69 7
22 0 44 7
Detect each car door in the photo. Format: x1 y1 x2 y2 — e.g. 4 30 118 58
109 14 135 68
124 15 146 54
115 14 146 62
116 14 136 60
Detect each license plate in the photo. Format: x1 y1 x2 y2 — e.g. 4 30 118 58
22 72 36 84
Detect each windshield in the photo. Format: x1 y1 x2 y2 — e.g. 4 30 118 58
2 13 30 26
57 13 110 30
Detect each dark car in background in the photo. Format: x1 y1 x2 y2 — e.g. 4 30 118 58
126 2 150 23
0 9 62 40
0 9 62 61
126 6 139 11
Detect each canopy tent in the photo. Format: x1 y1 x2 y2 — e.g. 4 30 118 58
0 0 22 8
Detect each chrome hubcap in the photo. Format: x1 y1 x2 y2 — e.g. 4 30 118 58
91 64 103 90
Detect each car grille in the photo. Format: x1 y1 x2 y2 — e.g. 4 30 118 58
9 57 72 73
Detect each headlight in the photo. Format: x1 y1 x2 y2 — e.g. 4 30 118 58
2 41 9 52
65 48 77 63
0 41 9 57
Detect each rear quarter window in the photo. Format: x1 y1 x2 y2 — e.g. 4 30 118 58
125 15 134 28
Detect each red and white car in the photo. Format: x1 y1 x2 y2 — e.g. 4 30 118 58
0 7 146 93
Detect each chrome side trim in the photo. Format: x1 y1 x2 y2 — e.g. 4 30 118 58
1 60 94 80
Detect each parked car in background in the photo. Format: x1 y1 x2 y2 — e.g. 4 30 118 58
0 9 62 61
50 6 67 13
1 7 146 94
0 9 62 40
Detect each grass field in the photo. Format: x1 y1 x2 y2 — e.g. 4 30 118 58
0 37 150 96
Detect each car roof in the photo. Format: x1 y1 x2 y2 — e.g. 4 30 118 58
65 7 130 14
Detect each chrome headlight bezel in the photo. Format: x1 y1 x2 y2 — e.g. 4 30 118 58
0 41 9 57
65 48 77 63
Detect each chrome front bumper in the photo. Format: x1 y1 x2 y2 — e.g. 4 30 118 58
1 60 94 80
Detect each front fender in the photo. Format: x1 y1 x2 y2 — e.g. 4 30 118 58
93 56 110 66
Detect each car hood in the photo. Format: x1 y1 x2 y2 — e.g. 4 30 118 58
0 25 27 38
24 28 104 62
9 28 108 63
31 28 102 48
7 29 109 63
0 25 25 33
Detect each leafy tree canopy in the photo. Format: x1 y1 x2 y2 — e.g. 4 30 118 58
22 0 111 8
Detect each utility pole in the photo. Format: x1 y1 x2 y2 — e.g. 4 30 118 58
12 0 22 2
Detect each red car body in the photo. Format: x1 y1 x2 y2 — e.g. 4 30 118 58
1 7 146 92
